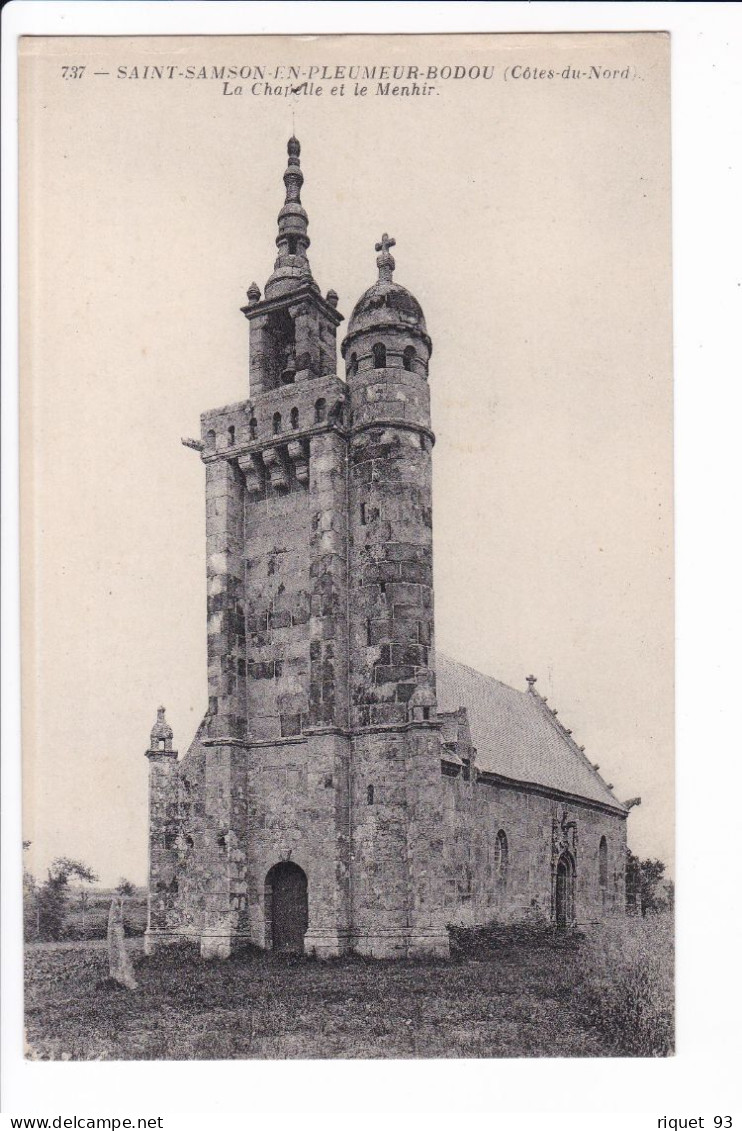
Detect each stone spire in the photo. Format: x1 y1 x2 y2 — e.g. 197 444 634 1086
375 233 396 283
262 137 316 300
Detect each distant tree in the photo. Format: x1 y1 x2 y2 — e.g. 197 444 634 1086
37 857 99 941
22 841 39 941
626 851 671 917
116 878 136 897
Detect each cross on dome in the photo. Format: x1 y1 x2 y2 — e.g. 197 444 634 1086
375 233 396 282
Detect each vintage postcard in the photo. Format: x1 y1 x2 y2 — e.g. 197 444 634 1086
19 31 673 1061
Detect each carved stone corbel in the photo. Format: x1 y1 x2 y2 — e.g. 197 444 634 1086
262 446 290 492
237 453 264 495
286 439 309 484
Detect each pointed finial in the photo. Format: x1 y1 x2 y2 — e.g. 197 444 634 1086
148 704 174 754
247 282 261 305
375 233 396 282
287 135 301 165
526 674 537 692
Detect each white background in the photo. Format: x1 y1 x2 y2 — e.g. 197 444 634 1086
2 1 740 1125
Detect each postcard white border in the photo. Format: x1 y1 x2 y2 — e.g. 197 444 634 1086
2 1 740 1123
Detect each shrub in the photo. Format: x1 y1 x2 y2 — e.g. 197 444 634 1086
574 910 674 1056
449 913 565 958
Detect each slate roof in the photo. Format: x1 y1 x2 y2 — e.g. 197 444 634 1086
436 652 626 812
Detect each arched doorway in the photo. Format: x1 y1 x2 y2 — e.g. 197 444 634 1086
555 852 575 928
265 862 308 953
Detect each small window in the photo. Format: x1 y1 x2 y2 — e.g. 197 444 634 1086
227 425 235 446
273 412 282 435
315 398 326 424
361 502 367 525
290 407 299 430
206 429 216 451
599 836 608 906
403 346 415 372
422 707 431 721
372 343 386 369
249 416 257 440
287 236 298 255
347 352 358 377
185 835 194 849
494 830 508 892
367 784 374 805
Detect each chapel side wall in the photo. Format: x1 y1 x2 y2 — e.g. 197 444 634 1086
440 773 628 927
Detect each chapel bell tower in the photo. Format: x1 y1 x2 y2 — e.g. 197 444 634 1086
241 136 342 393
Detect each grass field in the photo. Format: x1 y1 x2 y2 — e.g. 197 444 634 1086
24 917 673 1060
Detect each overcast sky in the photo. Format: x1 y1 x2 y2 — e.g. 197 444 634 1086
20 33 672 885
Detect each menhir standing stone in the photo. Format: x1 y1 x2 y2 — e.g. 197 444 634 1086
107 896 137 989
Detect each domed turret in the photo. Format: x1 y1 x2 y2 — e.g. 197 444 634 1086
341 234 431 378
345 232 436 732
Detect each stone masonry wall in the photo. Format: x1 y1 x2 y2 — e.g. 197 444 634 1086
244 732 350 955
440 770 627 928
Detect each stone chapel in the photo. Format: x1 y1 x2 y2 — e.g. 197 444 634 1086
144 137 635 959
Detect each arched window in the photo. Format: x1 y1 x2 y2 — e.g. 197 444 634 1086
372 343 386 369
347 352 358 378
290 407 299 431
599 836 608 908
206 429 216 452
403 346 416 372
248 416 257 440
367 784 374 805
272 412 282 435
287 236 298 255
314 398 326 424
227 425 235 446
494 830 509 893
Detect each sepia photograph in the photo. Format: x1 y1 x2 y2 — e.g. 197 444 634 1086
18 30 674 1064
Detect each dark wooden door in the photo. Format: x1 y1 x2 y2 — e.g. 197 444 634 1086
269 862 308 953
